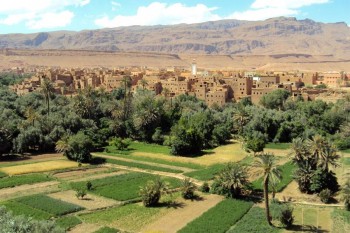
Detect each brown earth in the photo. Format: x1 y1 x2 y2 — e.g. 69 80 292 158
142 194 224 233
68 223 101 233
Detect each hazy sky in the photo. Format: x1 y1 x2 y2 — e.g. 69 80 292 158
0 0 348 34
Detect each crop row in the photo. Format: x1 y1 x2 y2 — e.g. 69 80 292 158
0 173 53 189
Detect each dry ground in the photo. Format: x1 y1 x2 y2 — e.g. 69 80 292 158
68 223 101 233
142 194 224 233
48 190 119 211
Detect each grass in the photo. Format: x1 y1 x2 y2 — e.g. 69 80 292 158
105 158 184 173
98 152 203 170
341 157 350 166
70 172 181 201
184 156 254 181
179 199 253 233
227 207 281 233
341 149 350 154
16 194 84 216
0 173 53 189
0 160 80 175
331 208 350 232
80 201 171 232
55 216 82 231
251 161 296 192
1 201 53 220
94 227 120 233
106 141 171 155
0 171 7 178
265 143 291 150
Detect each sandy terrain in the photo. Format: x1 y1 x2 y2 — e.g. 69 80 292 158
48 190 119 211
142 194 224 233
69 223 101 233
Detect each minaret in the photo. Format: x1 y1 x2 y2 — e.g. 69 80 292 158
191 59 197 76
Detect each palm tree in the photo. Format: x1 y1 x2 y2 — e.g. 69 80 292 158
233 105 249 134
24 107 39 126
40 77 54 116
55 136 70 155
340 179 350 210
306 135 327 168
139 79 148 89
318 143 340 172
293 160 314 193
217 162 249 198
253 154 281 226
289 137 309 165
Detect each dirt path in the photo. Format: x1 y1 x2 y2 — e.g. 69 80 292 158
53 167 110 180
104 163 203 186
68 223 101 233
142 194 224 233
93 153 195 173
0 181 60 200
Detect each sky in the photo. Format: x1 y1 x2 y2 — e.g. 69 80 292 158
0 0 349 34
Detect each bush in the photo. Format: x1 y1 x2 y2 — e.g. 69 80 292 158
152 127 164 145
86 181 93 190
319 189 332 203
181 178 196 199
109 137 131 151
280 206 294 228
76 189 87 199
139 179 169 207
310 170 339 194
199 182 210 193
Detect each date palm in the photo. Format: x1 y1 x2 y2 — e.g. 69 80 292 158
40 77 54 116
24 106 39 126
318 143 340 172
233 105 249 134
306 135 327 168
253 153 281 226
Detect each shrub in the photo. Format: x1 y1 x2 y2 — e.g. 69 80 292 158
139 179 168 207
152 127 164 145
76 189 87 200
86 181 93 190
199 182 210 193
319 189 332 203
280 206 294 228
181 178 196 199
310 169 339 194
109 137 130 151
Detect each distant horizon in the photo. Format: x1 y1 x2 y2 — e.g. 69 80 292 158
0 0 348 34
0 16 348 36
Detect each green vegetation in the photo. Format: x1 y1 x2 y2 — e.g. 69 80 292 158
99 151 203 169
16 194 84 216
0 171 7 178
228 207 281 233
265 143 291 150
0 173 53 189
1 201 53 220
80 202 167 232
179 199 253 233
105 158 183 173
55 216 82 231
70 172 181 201
331 208 350 233
184 163 226 181
94 227 120 233
252 161 296 192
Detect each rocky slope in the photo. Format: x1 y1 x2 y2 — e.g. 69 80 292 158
0 17 349 58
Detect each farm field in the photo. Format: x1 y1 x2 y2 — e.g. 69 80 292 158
0 141 349 233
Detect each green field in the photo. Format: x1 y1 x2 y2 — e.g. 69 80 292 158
94 227 120 233
16 194 84 216
0 171 7 178
106 141 171 155
1 201 53 220
70 172 181 201
179 199 253 233
0 173 53 189
331 208 350 232
228 207 281 233
55 216 82 231
105 158 184 173
99 152 203 170
251 161 296 192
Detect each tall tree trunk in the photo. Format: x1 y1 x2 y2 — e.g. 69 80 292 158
264 175 272 226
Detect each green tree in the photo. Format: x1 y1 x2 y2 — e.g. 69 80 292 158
340 179 350 211
260 89 290 110
139 179 169 207
56 132 93 163
253 154 281 226
40 77 54 116
244 131 267 156
213 162 249 198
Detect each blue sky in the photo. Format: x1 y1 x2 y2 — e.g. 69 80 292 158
0 0 348 34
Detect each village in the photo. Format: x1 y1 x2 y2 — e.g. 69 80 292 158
9 60 350 106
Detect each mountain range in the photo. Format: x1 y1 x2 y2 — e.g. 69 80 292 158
1 17 350 58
